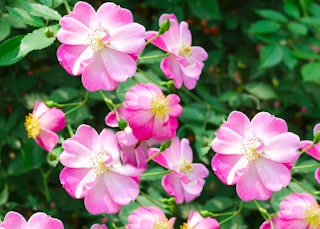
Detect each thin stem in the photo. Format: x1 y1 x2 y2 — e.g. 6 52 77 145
63 0 71 14
291 177 320 196
253 200 269 220
137 67 163 86
292 163 320 170
300 143 315 154
64 91 89 116
40 167 51 202
141 170 171 177
138 53 170 61
139 191 167 209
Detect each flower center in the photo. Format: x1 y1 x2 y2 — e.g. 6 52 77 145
90 151 113 175
180 159 194 174
153 217 173 229
24 113 40 138
180 222 192 229
87 28 108 51
178 42 192 57
241 137 264 162
305 204 320 228
151 95 171 120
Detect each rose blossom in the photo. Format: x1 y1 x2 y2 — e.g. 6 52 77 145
211 111 300 201
123 83 182 141
181 211 220 229
150 137 209 204
146 14 208 90
59 124 143 214
90 224 107 229
278 192 320 228
24 101 66 152
0 211 63 229
126 206 175 229
57 1 145 91
260 218 280 229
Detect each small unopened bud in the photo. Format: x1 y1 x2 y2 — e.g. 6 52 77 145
160 140 171 152
45 100 59 108
118 119 128 130
313 131 320 145
158 19 170 35
44 28 55 38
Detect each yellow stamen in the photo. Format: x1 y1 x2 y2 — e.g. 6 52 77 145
153 217 173 229
241 137 263 162
90 151 112 175
87 28 107 51
178 42 192 58
180 222 192 229
180 159 194 174
305 204 320 228
24 113 40 138
151 95 171 120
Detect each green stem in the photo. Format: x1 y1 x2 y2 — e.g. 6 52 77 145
292 163 320 170
300 143 315 155
291 177 320 196
40 167 51 202
63 0 71 14
139 191 167 209
138 53 170 61
141 170 171 177
64 91 89 116
137 67 163 86
253 200 269 220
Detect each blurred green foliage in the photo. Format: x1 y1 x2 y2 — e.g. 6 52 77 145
0 0 320 228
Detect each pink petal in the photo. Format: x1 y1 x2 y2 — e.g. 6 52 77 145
60 140 93 168
59 167 95 199
157 14 180 51
101 49 136 82
116 127 139 147
38 107 66 132
99 128 120 159
162 172 184 204
146 31 169 52
211 126 245 155
255 158 291 191
191 164 209 180
104 172 139 205
97 2 133 31
161 56 184 88
57 16 89 45
67 1 98 29
152 116 177 141
84 176 121 214
35 128 59 152
180 138 193 161
236 164 272 201
179 21 192 44
314 123 320 135
167 94 182 117
27 212 63 229
105 108 125 127
211 154 246 185
279 219 308 229
33 101 49 118
189 46 208 63
57 44 93 75
81 53 119 92
181 179 205 202
223 111 252 138
109 23 145 53
69 125 101 153
90 224 108 229
149 148 170 169
315 168 320 184
251 112 288 139
0 211 26 229
263 132 300 163
301 140 320 161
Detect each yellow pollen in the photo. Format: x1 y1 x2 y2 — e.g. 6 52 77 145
178 42 192 58
90 151 112 175
24 113 40 138
153 217 173 229
151 95 171 120
87 28 107 51
180 159 194 174
180 222 192 229
305 204 320 228
241 137 263 162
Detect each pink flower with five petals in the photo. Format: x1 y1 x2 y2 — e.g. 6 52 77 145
146 14 208 90
59 124 144 215
182 211 220 229
211 111 300 201
57 1 146 92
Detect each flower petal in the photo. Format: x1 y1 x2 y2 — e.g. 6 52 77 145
27 212 63 229
35 128 59 152
60 140 93 168
255 158 291 192
69 124 101 153
179 21 192 44
162 172 184 204
0 211 26 229
315 168 320 184
161 56 184 88
301 140 320 161
57 16 89 45
236 164 272 201
38 107 66 132
222 111 252 138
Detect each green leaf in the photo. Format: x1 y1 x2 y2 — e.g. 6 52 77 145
6 6 44 27
259 44 283 68
145 0 181 9
255 9 288 22
291 49 320 60
0 35 24 66
18 24 59 58
283 47 298 70
284 0 301 18
0 186 9 206
203 196 233 212
245 82 277 100
0 17 11 42
249 20 281 34
39 0 64 8
287 22 308 35
301 62 320 82
49 87 79 103
20 1 61 21
188 0 221 20
300 17 320 27
270 189 291 211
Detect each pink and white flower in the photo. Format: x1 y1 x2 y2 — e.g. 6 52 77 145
182 211 220 229
24 101 66 152
59 124 143 215
126 206 176 229
278 192 320 229
90 224 107 229
0 211 63 229
57 1 146 92
211 111 300 201
146 14 208 90
150 137 209 204
123 83 182 141
260 218 280 229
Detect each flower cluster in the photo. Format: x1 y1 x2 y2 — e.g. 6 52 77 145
17 0 320 228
